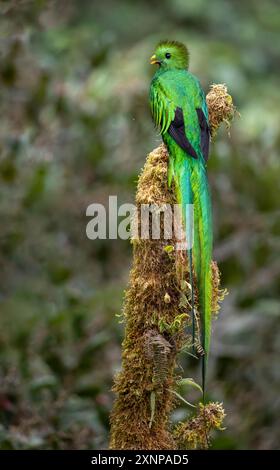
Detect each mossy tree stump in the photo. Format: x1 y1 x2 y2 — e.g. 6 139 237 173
110 85 235 450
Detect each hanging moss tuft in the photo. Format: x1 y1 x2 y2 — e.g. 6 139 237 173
174 402 226 449
207 83 237 137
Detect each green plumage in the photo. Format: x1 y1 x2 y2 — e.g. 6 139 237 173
149 40 212 398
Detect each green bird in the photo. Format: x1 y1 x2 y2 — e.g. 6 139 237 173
149 40 212 398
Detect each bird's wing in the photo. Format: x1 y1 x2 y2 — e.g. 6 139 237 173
150 81 198 159
150 80 177 134
196 108 210 162
169 107 198 159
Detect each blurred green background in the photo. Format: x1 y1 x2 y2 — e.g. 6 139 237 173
0 0 279 449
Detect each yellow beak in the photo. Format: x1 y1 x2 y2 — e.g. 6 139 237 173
150 54 158 65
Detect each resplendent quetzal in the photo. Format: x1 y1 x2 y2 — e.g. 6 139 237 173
149 40 212 398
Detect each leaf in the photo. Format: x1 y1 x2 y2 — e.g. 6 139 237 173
164 292 171 304
164 245 174 254
168 389 196 408
179 293 191 309
185 282 192 292
170 313 189 333
177 378 203 395
115 312 124 324
149 391 156 429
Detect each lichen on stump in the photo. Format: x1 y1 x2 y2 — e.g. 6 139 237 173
109 85 235 450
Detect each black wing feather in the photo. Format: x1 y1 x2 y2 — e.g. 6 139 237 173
196 108 210 162
168 107 198 159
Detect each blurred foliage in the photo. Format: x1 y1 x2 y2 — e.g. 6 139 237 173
0 0 279 449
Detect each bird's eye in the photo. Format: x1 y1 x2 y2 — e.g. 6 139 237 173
165 52 171 59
